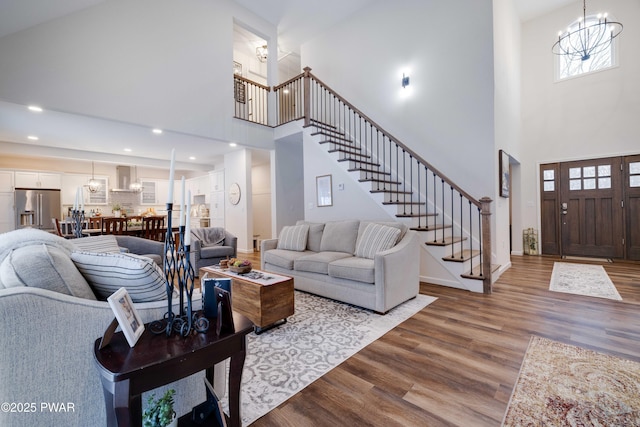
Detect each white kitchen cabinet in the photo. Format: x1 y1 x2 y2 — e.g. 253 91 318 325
140 180 158 205
0 171 14 192
61 174 89 206
15 171 62 189
187 174 211 203
210 170 224 192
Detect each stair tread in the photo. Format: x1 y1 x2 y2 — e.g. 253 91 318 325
442 249 479 262
426 236 468 247
348 168 391 175
410 224 450 232
396 213 438 218
461 264 500 280
371 189 413 195
382 201 425 206
340 158 380 167
328 149 370 159
360 178 400 184
313 131 352 142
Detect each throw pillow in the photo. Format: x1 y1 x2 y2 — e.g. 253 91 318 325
355 223 401 259
71 234 121 253
277 224 310 252
0 244 96 300
71 251 167 302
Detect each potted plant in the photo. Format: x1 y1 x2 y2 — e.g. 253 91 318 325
142 389 177 427
112 203 122 218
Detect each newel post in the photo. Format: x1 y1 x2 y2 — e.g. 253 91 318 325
303 67 312 127
480 197 493 294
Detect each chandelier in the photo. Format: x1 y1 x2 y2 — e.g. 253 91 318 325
256 45 268 62
552 0 623 61
87 161 101 193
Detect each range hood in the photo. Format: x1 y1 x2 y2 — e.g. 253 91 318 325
110 165 139 192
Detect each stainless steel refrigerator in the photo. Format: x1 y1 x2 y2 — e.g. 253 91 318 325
15 189 61 232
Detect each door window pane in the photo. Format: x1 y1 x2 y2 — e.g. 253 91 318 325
629 162 640 174
631 176 640 187
598 178 611 189
569 168 581 179
544 181 555 192
584 178 596 190
543 170 555 180
583 166 596 178
570 179 582 190
598 165 611 177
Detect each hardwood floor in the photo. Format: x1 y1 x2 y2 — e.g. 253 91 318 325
243 254 640 426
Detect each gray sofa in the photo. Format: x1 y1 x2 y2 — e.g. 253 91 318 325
190 227 237 276
261 219 419 313
0 229 224 427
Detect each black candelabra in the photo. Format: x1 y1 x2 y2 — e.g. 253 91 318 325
150 202 208 337
71 209 85 238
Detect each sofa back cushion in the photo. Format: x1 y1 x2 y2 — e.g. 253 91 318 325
277 224 309 251
71 251 167 302
355 223 401 259
296 221 325 252
319 220 360 254
0 244 96 299
191 227 226 247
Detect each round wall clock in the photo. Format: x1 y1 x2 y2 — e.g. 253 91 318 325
228 182 241 205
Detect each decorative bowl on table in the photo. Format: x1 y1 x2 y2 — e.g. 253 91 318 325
229 265 252 274
228 258 252 274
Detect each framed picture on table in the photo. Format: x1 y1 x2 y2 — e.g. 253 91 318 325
107 287 145 347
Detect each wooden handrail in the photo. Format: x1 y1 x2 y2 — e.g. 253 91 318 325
233 74 271 91
273 72 305 91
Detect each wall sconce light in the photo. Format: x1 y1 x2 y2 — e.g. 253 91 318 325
402 73 410 88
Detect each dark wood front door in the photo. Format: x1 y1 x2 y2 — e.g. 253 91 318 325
540 156 631 259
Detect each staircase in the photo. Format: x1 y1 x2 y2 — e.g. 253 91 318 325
272 68 495 293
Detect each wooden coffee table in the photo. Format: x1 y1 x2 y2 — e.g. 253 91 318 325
200 266 294 334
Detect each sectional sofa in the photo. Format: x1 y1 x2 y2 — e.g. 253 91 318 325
261 219 419 313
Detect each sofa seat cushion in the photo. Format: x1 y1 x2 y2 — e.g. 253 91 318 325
200 245 235 259
71 251 167 302
0 244 97 299
294 251 352 275
263 249 310 270
319 220 360 254
328 256 375 284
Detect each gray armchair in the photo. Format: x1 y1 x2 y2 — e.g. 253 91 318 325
190 227 237 276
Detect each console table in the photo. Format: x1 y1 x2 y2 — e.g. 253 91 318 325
93 311 253 427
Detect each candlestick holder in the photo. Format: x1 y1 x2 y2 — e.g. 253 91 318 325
149 203 208 336
71 209 85 238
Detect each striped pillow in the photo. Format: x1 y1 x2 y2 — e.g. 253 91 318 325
72 235 121 253
71 251 167 302
355 223 401 259
277 224 310 252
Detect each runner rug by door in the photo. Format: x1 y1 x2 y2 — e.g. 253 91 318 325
221 291 436 426
549 262 622 300
502 336 640 426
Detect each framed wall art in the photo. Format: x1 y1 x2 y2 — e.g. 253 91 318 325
499 149 510 198
316 174 333 207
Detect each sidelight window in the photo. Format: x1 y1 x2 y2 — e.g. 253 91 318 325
631 162 640 187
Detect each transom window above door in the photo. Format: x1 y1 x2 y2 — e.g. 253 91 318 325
569 165 611 190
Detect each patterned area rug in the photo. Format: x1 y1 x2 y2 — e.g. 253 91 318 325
549 262 622 300
502 336 640 426
221 291 436 426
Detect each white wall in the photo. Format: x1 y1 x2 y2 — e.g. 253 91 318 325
224 149 252 253
521 0 640 236
493 0 522 266
251 162 271 244
0 0 277 143
301 0 495 200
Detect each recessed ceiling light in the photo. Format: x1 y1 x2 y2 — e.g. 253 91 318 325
28 105 43 112
152 128 163 135
27 135 39 140
229 142 237 147
189 156 196 160
124 148 132 152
